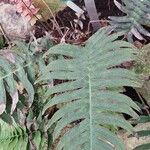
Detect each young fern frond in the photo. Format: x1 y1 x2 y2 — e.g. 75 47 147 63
0 119 28 150
109 0 150 41
0 118 48 150
36 27 141 150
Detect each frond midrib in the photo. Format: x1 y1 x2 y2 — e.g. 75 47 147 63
88 65 93 150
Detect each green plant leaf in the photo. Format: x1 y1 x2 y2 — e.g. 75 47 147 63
109 0 150 41
37 27 141 150
0 51 34 118
0 119 28 150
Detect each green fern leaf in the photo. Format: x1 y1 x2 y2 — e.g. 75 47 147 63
109 0 150 41
0 52 34 116
0 118 49 150
0 119 28 150
36 27 141 150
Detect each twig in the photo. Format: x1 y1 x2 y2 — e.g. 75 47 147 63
60 28 70 43
0 23 10 43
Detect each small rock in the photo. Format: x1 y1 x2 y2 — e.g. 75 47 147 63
0 2 32 40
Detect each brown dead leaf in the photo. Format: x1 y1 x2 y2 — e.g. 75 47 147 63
11 91 19 114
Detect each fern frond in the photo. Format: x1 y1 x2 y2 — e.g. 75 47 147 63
0 118 48 150
0 51 34 116
0 119 28 150
109 0 150 41
36 27 141 150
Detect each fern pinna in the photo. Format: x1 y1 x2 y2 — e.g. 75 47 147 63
36 27 141 150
